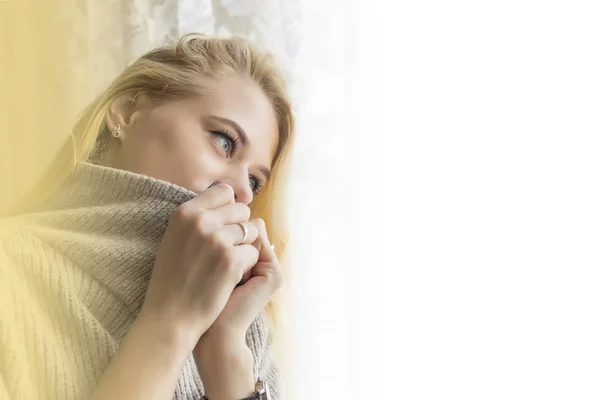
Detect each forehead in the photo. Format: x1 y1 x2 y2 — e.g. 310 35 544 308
200 76 279 163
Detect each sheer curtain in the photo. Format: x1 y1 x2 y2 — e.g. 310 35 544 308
61 0 301 118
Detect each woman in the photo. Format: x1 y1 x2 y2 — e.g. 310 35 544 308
0 33 294 399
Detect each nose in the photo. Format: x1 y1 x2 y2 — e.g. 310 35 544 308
221 168 254 205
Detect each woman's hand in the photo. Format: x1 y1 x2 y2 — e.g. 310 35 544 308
94 185 263 400
201 218 282 340
138 183 261 353
194 219 283 398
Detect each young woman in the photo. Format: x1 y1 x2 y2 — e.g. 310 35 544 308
0 33 294 400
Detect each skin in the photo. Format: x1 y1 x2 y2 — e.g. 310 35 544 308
107 75 279 204
92 75 283 400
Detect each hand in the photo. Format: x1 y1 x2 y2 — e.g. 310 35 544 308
138 183 261 353
194 220 282 399
195 218 283 346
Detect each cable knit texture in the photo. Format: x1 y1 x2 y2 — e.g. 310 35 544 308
0 162 281 399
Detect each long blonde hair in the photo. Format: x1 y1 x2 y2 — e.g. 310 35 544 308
17 33 295 339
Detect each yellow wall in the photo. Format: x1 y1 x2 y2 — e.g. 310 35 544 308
0 0 118 211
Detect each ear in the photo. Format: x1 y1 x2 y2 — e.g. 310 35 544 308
105 93 144 135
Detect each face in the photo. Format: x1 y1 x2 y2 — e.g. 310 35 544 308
108 76 279 205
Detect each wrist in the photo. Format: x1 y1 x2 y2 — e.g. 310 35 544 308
197 324 246 349
134 310 198 358
93 313 197 399
195 337 254 400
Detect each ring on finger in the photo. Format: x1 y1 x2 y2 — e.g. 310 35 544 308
238 222 249 243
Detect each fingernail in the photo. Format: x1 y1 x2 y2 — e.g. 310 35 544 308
207 181 218 190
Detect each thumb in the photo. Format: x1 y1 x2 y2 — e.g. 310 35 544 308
228 220 281 329
227 273 273 328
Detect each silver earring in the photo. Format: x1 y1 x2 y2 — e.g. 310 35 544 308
112 124 121 138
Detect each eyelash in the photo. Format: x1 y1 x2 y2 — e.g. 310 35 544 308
250 175 265 195
211 130 265 195
212 129 239 156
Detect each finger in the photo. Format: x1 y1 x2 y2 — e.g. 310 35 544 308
249 219 276 263
182 183 235 211
240 267 253 286
207 203 251 226
236 220 269 285
217 222 260 246
233 244 260 279
229 265 283 328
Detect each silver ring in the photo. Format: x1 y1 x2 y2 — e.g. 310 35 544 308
238 223 249 243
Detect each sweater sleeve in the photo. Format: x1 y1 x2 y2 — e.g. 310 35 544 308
265 358 284 400
0 227 47 399
0 226 112 399
0 228 23 398
0 230 16 398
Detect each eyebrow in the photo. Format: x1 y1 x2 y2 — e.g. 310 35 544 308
210 115 272 180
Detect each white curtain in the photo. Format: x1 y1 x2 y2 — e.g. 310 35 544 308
62 0 301 110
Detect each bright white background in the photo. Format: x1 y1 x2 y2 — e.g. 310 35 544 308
5 0 598 398
289 0 600 399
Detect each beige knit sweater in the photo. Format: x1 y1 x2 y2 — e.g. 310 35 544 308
0 162 281 399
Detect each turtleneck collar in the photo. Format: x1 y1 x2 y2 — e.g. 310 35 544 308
20 162 199 320
42 162 198 213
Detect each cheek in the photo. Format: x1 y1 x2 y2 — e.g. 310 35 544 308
183 149 221 192
173 136 233 193
118 120 225 193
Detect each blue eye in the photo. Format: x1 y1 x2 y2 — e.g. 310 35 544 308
217 135 231 152
212 130 238 156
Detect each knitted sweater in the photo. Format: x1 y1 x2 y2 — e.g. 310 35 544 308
0 163 281 399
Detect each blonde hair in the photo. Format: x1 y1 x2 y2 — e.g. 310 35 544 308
17 33 294 344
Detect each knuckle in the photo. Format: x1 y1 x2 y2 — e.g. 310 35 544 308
248 225 260 242
173 203 192 220
205 231 226 249
252 218 266 231
221 250 239 271
193 212 214 235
